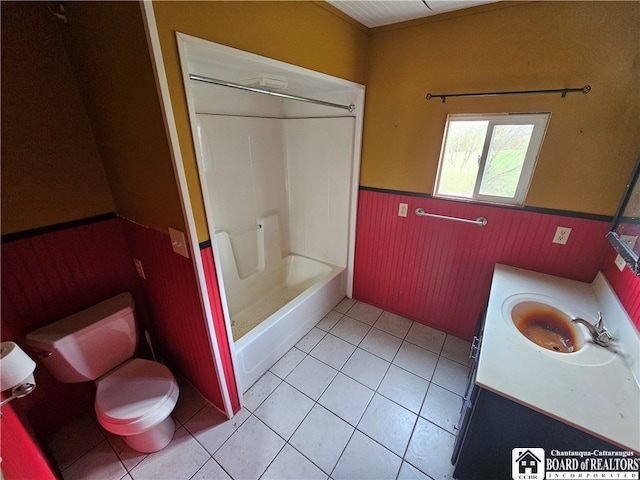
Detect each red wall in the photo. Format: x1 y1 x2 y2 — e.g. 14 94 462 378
1 217 143 437
201 246 241 413
602 248 640 329
3 190 635 474
120 220 228 410
353 189 614 339
1 217 230 441
0 405 56 480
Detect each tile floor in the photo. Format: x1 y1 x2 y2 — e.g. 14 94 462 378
46 299 472 480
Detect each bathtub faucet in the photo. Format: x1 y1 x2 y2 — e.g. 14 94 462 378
571 312 613 347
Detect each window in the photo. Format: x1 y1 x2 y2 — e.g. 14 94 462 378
434 113 550 206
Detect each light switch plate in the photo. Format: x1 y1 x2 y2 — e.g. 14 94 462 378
133 258 146 279
398 203 408 217
168 227 190 258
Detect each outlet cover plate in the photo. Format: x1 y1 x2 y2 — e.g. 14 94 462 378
398 203 408 217
168 227 190 258
615 254 627 271
552 226 572 245
133 258 146 279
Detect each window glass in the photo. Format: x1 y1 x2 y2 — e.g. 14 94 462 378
437 121 486 198
478 124 533 198
434 113 550 206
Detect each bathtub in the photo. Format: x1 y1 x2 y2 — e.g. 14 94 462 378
214 214 346 393
232 254 346 393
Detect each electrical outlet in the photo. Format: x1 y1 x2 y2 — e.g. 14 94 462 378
398 203 408 217
615 254 627 271
552 226 572 245
133 258 146 279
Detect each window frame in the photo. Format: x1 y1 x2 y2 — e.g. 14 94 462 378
433 112 550 207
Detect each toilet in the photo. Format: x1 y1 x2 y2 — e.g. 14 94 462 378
25 292 179 453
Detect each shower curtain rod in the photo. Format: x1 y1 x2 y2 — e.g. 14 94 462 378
189 74 356 113
425 85 591 103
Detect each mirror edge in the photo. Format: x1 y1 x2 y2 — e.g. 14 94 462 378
606 231 639 275
606 152 640 276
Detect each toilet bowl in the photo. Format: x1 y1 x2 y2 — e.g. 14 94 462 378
95 358 179 452
25 293 180 453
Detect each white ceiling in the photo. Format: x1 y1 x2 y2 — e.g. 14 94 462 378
327 0 498 28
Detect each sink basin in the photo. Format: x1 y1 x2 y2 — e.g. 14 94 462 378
501 294 617 366
510 301 583 353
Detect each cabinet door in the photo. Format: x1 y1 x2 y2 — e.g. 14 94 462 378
451 393 475 464
453 389 627 480
451 310 485 465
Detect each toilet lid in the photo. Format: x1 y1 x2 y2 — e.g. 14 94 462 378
95 358 177 424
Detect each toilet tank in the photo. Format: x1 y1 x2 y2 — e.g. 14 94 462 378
25 292 137 383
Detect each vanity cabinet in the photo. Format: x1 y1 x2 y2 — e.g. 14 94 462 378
452 311 625 480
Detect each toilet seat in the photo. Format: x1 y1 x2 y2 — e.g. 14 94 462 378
95 358 179 436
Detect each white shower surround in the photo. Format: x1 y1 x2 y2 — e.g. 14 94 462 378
196 113 354 393
177 34 364 395
196 115 354 274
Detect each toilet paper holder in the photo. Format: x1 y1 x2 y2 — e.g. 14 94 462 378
0 341 36 408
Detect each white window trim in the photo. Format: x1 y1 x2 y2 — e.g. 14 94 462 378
434 112 550 206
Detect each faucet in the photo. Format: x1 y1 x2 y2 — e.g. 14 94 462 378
572 312 613 347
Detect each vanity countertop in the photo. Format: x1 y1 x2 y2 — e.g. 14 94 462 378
477 264 640 453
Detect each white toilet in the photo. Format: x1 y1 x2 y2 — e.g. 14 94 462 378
25 292 179 453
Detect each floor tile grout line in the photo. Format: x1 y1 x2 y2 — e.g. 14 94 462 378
249 401 345 478
252 425 289 480
182 411 232 458
285 333 467 415
203 412 285 479
186 454 224 480
337 320 470 369
204 351 461 480
248 339 401 478
64 367 462 480
340 339 464 434
345 301 473 358
76 414 142 479
258 304 372 478
327 326 372 349
431 354 470 396
51 299 466 480
268 347 307 381
181 406 259 480
289 405 350 477
127 424 204 480
327 424 361 479
273 400 450 480
352 397 412 454
401 454 438 480
305 339 382 392
174 399 209 428
59 435 123 479
245 374 285 414
104 435 141 477
325 398 438 480
399 399 423 464
327 304 474 366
